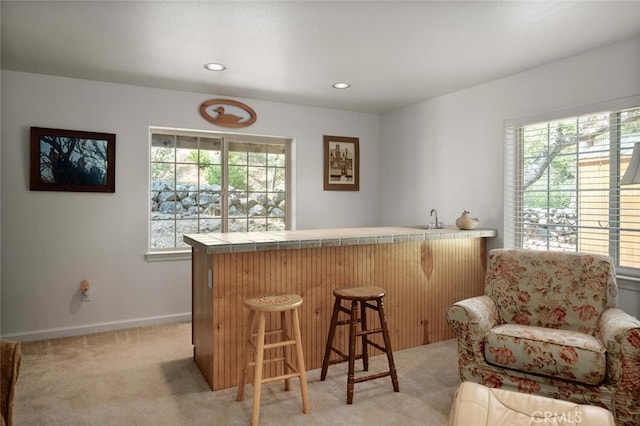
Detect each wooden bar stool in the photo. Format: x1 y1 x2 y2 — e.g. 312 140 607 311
320 286 399 404
236 293 310 425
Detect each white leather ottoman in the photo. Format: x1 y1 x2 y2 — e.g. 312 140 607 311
449 381 615 426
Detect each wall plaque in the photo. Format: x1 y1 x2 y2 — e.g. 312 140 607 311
199 99 257 128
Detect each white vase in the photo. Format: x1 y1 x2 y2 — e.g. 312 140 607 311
455 211 479 230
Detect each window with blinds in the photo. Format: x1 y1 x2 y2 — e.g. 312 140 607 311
149 128 291 252
504 104 640 275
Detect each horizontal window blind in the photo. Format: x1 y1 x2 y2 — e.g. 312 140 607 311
504 105 640 275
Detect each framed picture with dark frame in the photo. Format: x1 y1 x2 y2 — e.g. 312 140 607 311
30 127 116 193
323 135 359 191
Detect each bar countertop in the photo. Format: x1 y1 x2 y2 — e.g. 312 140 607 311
183 226 496 254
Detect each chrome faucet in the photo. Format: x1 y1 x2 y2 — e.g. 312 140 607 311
430 209 442 229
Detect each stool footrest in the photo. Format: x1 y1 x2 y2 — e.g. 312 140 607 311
325 353 364 366
353 371 392 384
247 338 295 351
338 305 353 315
363 339 386 353
354 327 383 337
247 355 286 368
327 346 349 360
251 329 284 338
363 301 378 310
263 339 296 350
261 371 302 385
336 318 360 326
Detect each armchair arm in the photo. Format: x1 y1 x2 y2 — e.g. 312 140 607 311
1 340 21 426
446 295 500 382
599 308 640 385
447 295 500 340
598 308 640 424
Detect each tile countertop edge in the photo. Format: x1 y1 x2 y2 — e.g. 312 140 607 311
183 227 497 255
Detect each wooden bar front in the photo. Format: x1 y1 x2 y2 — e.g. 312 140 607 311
190 233 490 391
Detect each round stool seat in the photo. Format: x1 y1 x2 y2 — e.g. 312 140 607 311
244 293 303 312
333 286 385 301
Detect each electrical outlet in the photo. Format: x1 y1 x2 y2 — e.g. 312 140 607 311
80 280 91 302
81 288 91 302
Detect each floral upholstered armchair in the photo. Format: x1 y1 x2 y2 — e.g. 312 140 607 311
446 249 640 426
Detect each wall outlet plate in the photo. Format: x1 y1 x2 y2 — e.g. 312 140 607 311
81 289 91 302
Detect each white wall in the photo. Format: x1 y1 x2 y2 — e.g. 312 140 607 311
0 72 380 340
3 36 640 340
379 36 640 317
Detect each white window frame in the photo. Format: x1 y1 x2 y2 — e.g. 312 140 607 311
504 95 640 280
146 127 293 261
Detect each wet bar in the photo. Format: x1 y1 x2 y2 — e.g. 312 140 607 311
184 226 496 391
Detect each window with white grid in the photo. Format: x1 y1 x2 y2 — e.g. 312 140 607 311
149 128 291 253
504 101 640 276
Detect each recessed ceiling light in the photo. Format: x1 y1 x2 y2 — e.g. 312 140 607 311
204 63 226 71
333 82 351 89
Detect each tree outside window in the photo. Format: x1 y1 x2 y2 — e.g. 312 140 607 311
507 106 640 271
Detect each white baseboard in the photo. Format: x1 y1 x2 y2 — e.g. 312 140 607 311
2 313 192 342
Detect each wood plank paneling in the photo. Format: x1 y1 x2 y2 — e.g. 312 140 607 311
193 238 488 390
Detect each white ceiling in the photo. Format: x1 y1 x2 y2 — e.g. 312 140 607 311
2 1 640 114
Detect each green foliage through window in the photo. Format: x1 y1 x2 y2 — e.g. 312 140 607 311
150 130 290 251
506 105 640 270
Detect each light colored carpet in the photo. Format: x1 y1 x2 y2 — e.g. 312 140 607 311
14 322 460 425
